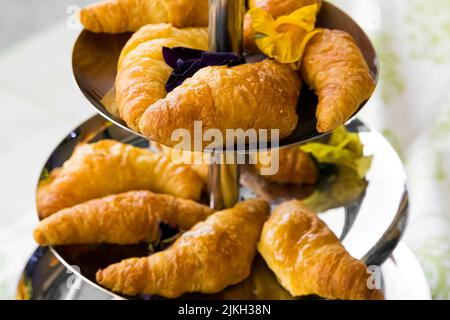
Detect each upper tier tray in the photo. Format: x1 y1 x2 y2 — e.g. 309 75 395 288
72 1 378 150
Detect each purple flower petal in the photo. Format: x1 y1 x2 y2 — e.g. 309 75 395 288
200 52 241 66
163 47 246 92
163 47 204 69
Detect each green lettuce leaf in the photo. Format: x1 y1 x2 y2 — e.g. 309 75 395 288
300 126 373 179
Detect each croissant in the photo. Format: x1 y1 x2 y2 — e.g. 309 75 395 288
34 191 213 246
96 199 269 297
254 146 318 185
258 200 384 300
139 59 301 148
151 141 209 183
79 0 209 33
37 140 205 218
301 29 376 133
244 0 323 51
116 24 208 130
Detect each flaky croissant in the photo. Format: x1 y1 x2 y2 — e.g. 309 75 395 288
139 59 301 148
116 24 208 130
301 29 376 133
79 0 208 33
34 191 213 246
96 199 269 297
258 200 384 300
244 0 323 51
37 140 205 218
151 141 209 183
254 146 318 185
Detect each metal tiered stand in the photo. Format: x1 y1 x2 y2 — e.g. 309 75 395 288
16 1 430 300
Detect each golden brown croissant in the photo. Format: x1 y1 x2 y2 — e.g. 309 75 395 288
301 29 376 133
249 0 322 18
79 0 209 33
116 24 208 130
34 191 213 246
244 0 323 51
258 200 384 300
151 141 209 183
255 146 318 185
37 140 205 218
139 59 301 148
96 199 270 297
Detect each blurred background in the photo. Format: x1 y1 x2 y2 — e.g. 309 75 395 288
0 0 448 299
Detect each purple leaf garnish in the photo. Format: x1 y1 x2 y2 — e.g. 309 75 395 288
163 47 246 92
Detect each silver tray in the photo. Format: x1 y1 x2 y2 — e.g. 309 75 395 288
32 115 408 299
72 1 379 150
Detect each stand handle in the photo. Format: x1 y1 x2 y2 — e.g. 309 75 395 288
208 0 245 52
207 0 245 209
208 154 240 210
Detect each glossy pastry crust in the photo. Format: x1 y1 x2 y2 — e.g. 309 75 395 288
151 142 209 183
34 191 213 246
258 200 384 300
301 29 375 132
79 0 209 33
255 147 318 185
96 199 270 297
244 0 323 51
139 59 301 148
249 0 322 18
36 140 205 218
116 24 208 130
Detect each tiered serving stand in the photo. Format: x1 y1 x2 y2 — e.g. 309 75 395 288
16 1 430 299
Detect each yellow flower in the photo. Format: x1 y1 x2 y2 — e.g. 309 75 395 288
249 4 322 67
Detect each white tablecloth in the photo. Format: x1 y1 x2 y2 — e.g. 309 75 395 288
0 0 448 299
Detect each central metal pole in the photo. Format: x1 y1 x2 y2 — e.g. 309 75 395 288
207 0 245 210
208 0 245 52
